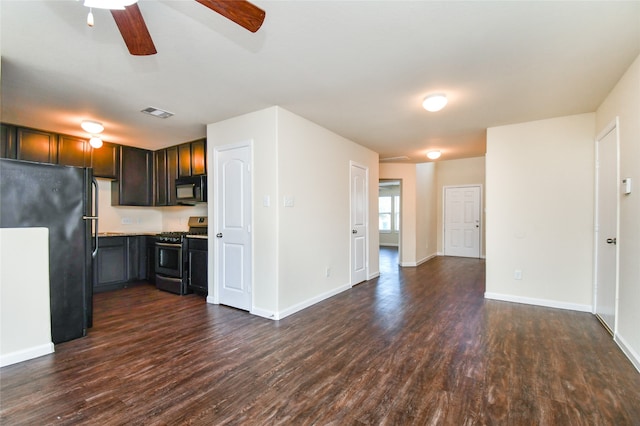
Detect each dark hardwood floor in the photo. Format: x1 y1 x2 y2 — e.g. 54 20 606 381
2 249 639 425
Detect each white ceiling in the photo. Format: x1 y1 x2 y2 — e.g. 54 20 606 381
1 1 639 162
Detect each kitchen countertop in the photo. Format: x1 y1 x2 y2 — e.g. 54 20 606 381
97 232 158 237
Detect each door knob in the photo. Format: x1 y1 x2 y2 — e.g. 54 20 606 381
606 238 616 245
352 229 357 234
216 233 223 238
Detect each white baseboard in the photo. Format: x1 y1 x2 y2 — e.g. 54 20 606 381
614 333 640 373
484 292 592 313
368 271 380 280
400 252 437 267
254 283 352 321
277 283 352 320
1 342 54 368
250 307 278 320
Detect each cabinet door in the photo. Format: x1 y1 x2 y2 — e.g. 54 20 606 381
16 127 58 163
188 239 208 294
91 141 119 179
58 135 89 167
191 139 206 175
94 237 128 292
1 123 17 159
113 146 153 206
127 236 141 280
178 142 192 177
146 238 156 284
154 149 168 206
166 146 179 205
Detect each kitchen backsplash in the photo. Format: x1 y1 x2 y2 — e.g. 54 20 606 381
97 179 208 232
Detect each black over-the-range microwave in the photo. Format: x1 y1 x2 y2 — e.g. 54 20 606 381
176 175 207 203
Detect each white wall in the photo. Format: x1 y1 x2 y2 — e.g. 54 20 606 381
1 228 54 367
379 163 417 266
277 108 379 314
485 113 595 311
206 107 378 319
416 162 438 264
596 54 640 370
206 107 280 315
435 157 486 256
379 162 437 266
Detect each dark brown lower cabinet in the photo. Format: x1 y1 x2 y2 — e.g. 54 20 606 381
94 236 147 293
187 238 208 295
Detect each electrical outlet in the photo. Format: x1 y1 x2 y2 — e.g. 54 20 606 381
326 267 331 278
121 217 133 225
514 269 523 280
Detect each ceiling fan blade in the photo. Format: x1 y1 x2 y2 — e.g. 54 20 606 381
195 0 266 33
110 4 157 56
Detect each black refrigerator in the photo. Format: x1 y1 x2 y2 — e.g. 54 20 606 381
0 158 98 344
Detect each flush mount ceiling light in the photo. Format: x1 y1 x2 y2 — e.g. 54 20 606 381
83 1 138 27
83 0 138 10
141 107 174 119
89 137 104 149
81 120 105 148
422 94 448 112
426 150 442 160
81 120 104 134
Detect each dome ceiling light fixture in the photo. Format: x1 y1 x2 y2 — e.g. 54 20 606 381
81 120 105 149
426 150 442 160
89 137 104 149
80 120 104 134
422 93 448 112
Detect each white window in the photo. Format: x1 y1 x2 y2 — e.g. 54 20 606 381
379 196 392 231
379 195 400 232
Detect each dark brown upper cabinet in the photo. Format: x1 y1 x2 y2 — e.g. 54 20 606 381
16 127 58 164
111 146 153 206
166 146 179 205
178 139 206 178
90 141 119 179
154 146 179 206
154 149 168 206
1 123 17 159
58 135 89 167
178 142 192 177
191 139 206 176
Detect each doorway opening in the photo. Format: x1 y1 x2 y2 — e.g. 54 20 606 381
379 179 401 274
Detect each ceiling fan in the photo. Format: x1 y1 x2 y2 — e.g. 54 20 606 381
83 0 265 56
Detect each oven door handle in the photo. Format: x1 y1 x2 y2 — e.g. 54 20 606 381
156 242 183 248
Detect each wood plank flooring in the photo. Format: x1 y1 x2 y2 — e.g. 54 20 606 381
2 249 639 425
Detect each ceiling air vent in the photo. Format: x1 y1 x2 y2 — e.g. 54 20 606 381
141 107 174 119
380 156 410 162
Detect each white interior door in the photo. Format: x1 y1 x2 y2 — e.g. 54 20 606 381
444 185 481 258
351 163 368 285
594 121 619 334
215 143 252 311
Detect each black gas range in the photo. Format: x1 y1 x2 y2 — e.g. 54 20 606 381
154 216 207 295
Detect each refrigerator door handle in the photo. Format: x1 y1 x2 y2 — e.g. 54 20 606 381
82 178 99 258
